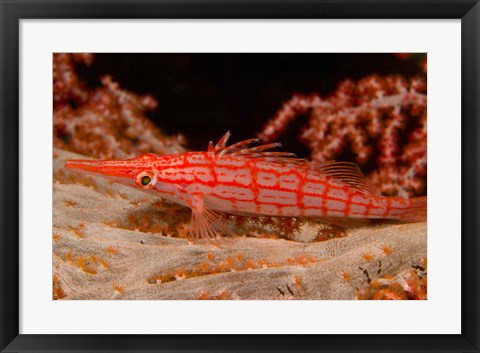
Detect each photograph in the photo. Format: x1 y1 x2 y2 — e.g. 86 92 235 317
52 53 427 300
1 0 476 350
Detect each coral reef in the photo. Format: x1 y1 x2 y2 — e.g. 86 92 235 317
53 53 185 159
259 74 427 197
53 148 427 300
356 257 427 300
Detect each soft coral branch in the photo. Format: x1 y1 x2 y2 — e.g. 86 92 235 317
53 53 185 159
259 75 427 197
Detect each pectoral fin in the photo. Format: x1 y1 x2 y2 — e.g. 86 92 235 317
187 193 236 240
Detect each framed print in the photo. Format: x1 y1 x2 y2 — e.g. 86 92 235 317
1 0 479 352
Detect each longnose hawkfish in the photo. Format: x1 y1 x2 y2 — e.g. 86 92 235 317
65 132 427 240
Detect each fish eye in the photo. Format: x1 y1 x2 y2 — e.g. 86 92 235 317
136 171 156 189
141 175 151 186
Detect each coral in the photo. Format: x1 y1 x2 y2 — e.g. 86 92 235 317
275 276 305 300
379 243 394 256
356 258 427 300
53 53 93 105
105 246 119 256
59 250 110 276
259 74 427 197
53 53 185 159
53 146 427 300
341 271 351 282
113 284 125 295
67 224 85 239
361 251 374 262
314 224 346 242
199 290 230 300
146 252 317 286
53 274 67 300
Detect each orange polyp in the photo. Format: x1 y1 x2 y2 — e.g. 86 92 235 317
83 266 97 275
198 290 230 300
152 198 165 209
67 225 85 239
113 284 125 295
294 275 303 288
102 220 117 228
199 262 209 272
361 252 374 262
245 259 256 270
341 271 351 282
106 246 119 255
64 199 78 207
127 214 138 226
98 259 110 269
218 290 230 300
379 244 394 256
174 268 187 278
53 275 66 300
75 257 87 270
148 223 164 234
295 255 309 265
64 252 74 263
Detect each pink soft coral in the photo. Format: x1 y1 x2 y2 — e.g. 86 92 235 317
259 74 427 197
53 53 185 159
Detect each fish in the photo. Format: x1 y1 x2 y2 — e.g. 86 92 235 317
64 131 427 240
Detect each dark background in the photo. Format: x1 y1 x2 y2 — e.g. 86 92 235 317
78 53 425 156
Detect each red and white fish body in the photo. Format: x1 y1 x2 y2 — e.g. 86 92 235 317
65 132 426 239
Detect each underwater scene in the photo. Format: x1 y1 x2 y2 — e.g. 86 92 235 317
53 53 427 300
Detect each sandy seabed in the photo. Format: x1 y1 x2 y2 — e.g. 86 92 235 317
53 148 427 300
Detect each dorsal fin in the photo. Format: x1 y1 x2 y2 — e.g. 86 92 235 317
214 131 231 152
207 141 215 152
313 161 381 196
211 132 291 157
311 161 386 209
220 138 259 155
252 155 383 201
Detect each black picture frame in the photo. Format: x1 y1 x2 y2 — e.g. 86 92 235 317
1 1 478 352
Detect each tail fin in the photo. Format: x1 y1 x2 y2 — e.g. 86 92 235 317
395 196 427 222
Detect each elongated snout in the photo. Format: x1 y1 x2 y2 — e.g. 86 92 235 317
65 159 102 173
64 159 136 179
